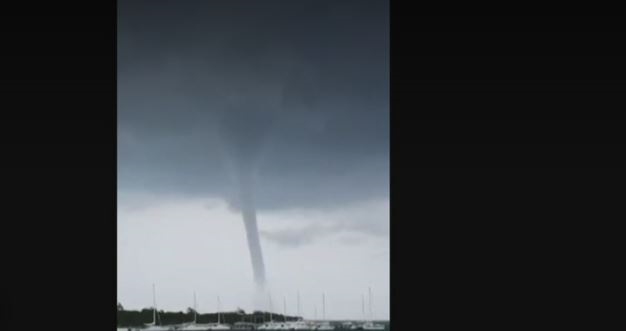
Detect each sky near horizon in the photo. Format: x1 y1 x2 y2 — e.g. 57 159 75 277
117 0 389 320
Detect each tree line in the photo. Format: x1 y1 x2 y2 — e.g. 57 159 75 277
117 303 299 327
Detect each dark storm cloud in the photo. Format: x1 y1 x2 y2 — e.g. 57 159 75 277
118 0 389 211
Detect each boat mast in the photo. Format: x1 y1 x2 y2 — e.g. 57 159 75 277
152 284 157 325
193 292 198 323
269 294 273 322
297 291 301 319
368 287 373 322
361 294 366 323
322 293 326 321
217 296 222 324
283 296 287 322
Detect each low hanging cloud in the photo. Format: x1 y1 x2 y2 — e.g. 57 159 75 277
258 199 389 248
260 225 338 247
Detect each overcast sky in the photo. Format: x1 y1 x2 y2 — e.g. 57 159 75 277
117 0 389 320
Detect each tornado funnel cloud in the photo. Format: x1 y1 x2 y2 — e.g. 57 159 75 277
241 192 266 288
216 106 273 307
237 168 266 290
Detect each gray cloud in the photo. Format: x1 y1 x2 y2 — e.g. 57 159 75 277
118 2 389 317
260 225 336 247
260 222 388 248
118 0 389 211
258 199 389 248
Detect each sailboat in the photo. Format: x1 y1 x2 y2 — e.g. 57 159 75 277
143 284 174 331
349 295 366 330
275 296 291 330
284 292 309 330
308 305 318 330
315 294 334 331
257 294 281 330
179 292 212 331
208 296 231 330
361 288 384 331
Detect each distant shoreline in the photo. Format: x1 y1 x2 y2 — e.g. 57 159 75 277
118 307 389 328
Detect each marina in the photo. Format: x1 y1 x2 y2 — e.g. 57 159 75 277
119 286 388 331
122 321 389 331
